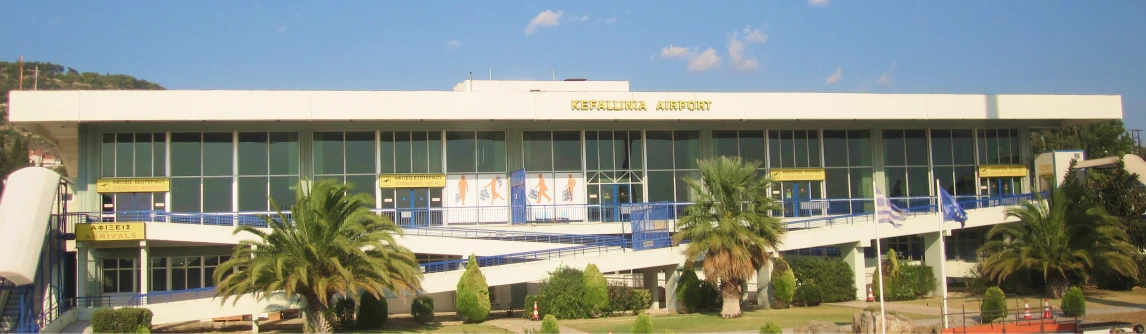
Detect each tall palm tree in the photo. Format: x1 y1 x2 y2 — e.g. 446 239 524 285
672 156 786 318
213 179 423 333
979 186 1139 297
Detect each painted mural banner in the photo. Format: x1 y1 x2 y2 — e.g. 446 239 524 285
96 178 170 193
76 223 146 241
445 174 509 224
978 165 1028 178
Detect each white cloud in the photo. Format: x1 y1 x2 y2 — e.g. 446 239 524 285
809 0 830 7
689 48 721 72
825 67 842 85
276 26 287 33
579 15 589 22
876 61 898 86
660 45 692 59
727 25 768 72
525 10 563 35
743 26 767 44
605 17 617 24
447 40 462 48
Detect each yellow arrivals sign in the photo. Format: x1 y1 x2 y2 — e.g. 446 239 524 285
770 168 826 181
97 178 170 193
978 165 1029 178
75 223 146 242
378 174 446 188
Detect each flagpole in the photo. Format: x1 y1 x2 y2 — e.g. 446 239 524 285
873 179 887 334
936 179 950 329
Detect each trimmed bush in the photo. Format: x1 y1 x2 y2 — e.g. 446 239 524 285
760 321 782 334
136 325 150 334
674 269 702 313
539 266 591 319
631 289 652 311
896 264 937 300
793 283 823 307
357 292 388 329
1061 286 1086 317
411 295 436 325
631 313 654 334
583 264 609 315
980 287 1008 323
698 280 721 310
327 297 356 329
540 314 561 334
771 257 796 308
456 254 492 322
790 257 857 303
92 308 153 334
606 283 654 315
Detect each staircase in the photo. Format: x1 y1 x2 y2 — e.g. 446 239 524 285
0 287 27 334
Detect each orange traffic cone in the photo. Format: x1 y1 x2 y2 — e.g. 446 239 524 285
1042 298 1053 319
866 286 875 302
532 301 539 320
1023 300 1032 320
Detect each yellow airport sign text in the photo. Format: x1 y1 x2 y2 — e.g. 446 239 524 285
97 178 170 193
76 223 146 242
378 174 446 188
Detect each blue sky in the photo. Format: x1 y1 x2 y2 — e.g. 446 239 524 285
3 1 1145 132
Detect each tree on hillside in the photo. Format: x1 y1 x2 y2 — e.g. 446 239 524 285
214 179 423 333
1031 120 1136 159
0 134 28 193
978 187 1140 297
672 156 786 318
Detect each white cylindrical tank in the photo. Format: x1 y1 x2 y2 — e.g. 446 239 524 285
0 167 62 285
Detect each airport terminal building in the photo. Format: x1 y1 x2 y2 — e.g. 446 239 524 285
1 79 1122 327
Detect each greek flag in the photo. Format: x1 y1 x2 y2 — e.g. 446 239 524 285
939 187 968 228
875 187 906 228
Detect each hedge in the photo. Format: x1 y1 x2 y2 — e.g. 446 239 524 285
92 308 153 333
411 295 435 325
771 257 796 308
456 255 491 322
539 266 591 319
897 264 937 299
606 282 652 315
793 283 823 307
357 292 388 329
790 257 856 303
1061 286 1086 317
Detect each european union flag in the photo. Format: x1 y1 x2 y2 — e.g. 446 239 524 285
939 187 968 228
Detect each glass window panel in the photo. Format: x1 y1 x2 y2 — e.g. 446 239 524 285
380 132 395 174
986 130 999 164
379 188 395 209
151 269 167 292
1009 129 1020 164
188 268 201 289
119 270 134 293
631 183 645 203
629 131 643 170
202 133 234 176
269 132 299 175
598 131 615 170
345 132 375 174
613 132 628 170
931 130 953 166
205 267 217 287
952 130 975 165
647 171 675 202
954 166 977 196
395 131 412 173
170 178 201 212
412 131 428 173
171 268 186 291
767 130 780 168
314 132 344 175
102 270 117 293
780 131 795 168
269 176 298 210
430 188 443 208
850 168 874 199
115 133 134 177
886 167 907 198
934 166 954 194
585 132 599 170
904 130 929 166
103 258 118 269
446 131 476 173
907 167 930 198
883 130 905 167
646 131 673 170
523 131 553 171
477 131 506 173
151 257 167 267
202 177 233 212
238 177 268 211
154 133 167 177
713 130 739 159
102 133 116 177
808 131 822 168
977 130 988 164
822 130 848 167
998 130 1012 165
674 131 700 170
238 132 269 176
824 168 850 198
345 174 377 199
739 131 765 166
189 256 201 266
134 133 153 177
848 130 872 167
171 133 202 177
428 131 442 172
675 171 700 202
553 131 582 171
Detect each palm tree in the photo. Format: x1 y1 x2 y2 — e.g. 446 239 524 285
213 179 423 333
979 186 1139 297
672 156 786 318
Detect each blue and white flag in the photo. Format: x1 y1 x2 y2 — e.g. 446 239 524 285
875 187 906 228
938 187 969 228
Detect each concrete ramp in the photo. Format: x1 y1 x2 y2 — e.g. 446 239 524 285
0 167 62 285
1074 154 1146 186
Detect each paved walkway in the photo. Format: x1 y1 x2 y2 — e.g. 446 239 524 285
486 317 587 334
59 320 91 334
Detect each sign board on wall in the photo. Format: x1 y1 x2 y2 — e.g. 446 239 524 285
96 178 170 193
378 174 446 188
769 168 826 181
75 223 146 241
978 165 1029 178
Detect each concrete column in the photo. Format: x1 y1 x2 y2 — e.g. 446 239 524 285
664 265 680 312
842 241 868 301
922 232 946 298
76 242 89 305
139 241 149 304
756 258 774 309
642 268 659 310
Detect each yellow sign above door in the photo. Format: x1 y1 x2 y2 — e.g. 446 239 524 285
978 165 1029 178
75 223 146 242
378 174 446 188
769 168 826 181
96 178 171 193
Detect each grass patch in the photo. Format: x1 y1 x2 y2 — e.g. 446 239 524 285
891 289 1146 312
347 323 512 333
562 306 934 333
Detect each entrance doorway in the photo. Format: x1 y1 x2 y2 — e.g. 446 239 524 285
775 181 823 217
980 177 1020 197
395 188 441 226
589 183 636 222
104 193 165 222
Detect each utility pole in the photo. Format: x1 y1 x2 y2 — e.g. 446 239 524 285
33 66 39 90
17 55 24 91
1131 129 1143 157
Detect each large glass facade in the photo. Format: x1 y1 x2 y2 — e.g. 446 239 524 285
524 131 582 172
237 132 300 211
883 129 931 208
978 129 1021 165
314 131 377 198
930 130 977 198
447 131 506 173
822 130 874 213
646 130 699 203
170 133 234 213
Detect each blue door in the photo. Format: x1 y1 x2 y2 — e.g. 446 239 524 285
601 184 632 222
396 188 431 226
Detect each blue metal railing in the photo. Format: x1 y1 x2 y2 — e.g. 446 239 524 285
125 287 217 306
403 226 624 246
784 193 1039 228
419 239 630 274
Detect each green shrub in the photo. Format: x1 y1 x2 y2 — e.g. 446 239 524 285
539 266 591 319
631 313 654 334
771 257 796 308
456 255 492 322
964 263 992 295
540 314 560 334
356 292 388 329
605 283 653 315
136 325 150 334
698 280 721 310
896 264 937 300
92 308 153 334
1060 286 1086 317
674 269 702 313
790 257 856 303
631 289 652 311
793 283 823 307
411 295 436 325
325 296 356 329
583 264 609 315
759 321 782 334
980 287 1008 323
